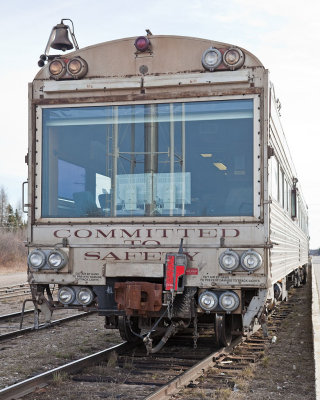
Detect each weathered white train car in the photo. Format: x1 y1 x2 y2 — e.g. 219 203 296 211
25 22 308 351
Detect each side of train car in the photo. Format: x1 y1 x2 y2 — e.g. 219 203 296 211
26 29 309 351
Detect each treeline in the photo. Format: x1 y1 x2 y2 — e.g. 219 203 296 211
0 187 25 230
0 186 27 270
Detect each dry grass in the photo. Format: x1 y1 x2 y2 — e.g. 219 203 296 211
0 229 27 272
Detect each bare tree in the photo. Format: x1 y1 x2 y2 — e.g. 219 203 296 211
0 186 8 227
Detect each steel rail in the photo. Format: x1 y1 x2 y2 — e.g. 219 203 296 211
144 336 244 400
0 341 132 400
0 292 31 300
0 312 94 342
0 310 33 322
0 283 28 292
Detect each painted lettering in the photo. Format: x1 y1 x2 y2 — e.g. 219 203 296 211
125 251 142 260
155 228 174 238
144 252 162 261
84 251 100 260
101 252 121 260
123 239 142 245
54 229 71 238
95 229 115 238
75 229 92 238
177 228 195 238
120 229 141 238
199 229 217 238
142 240 161 245
221 228 240 238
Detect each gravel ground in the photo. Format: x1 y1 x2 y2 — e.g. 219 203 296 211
0 302 122 390
229 274 315 400
0 272 316 399
0 272 27 287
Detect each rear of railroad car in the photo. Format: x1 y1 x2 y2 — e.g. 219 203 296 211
25 22 309 351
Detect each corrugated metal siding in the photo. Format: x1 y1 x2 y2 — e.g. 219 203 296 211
269 201 308 283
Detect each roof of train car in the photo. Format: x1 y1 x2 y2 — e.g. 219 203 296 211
34 35 265 80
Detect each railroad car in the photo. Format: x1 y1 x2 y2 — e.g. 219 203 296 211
25 20 309 352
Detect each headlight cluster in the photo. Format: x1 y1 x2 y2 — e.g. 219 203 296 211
58 286 94 306
48 56 88 80
198 290 240 313
219 249 262 272
28 249 68 271
202 46 244 71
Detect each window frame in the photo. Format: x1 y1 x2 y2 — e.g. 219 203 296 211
34 94 262 223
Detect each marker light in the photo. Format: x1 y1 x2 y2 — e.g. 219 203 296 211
219 291 240 312
241 250 262 272
198 291 218 312
201 47 222 71
58 286 76 305
76 287 94 305
134 36 150 52
48 250 68 270
28 250 46 270
219 250 240 272
223 47 245 70
67 57 88 79
48 59 66 79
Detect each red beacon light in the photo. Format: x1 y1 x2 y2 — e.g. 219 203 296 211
134 36 150 52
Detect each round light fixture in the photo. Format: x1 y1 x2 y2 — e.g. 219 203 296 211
48 250 68 270
48 59 66 79
198 291 218 312
219 291 240 312
241 250 262 272
223 47 245 70
67 57 88 79
76 287 94 305
134 36 150 52
219 250 240 272
28 250 46 270
58 286 76 305
201 47 222 71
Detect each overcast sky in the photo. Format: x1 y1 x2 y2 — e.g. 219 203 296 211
1 0 320 246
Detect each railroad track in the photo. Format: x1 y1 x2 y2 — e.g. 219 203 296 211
0 331 258 400
0 283 30 300
0 283 58 301
0 310 95 342
0 292 297 400
0 309 34 322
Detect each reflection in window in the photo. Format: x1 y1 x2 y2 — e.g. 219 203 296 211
42 99 254 218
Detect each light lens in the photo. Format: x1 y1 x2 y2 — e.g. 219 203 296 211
223 47 244 70
48 250 67 269
58 287 75 305
49 60 64 76
219 250 239 271
219 291 240 312
28 250 46 269
77 287 94 305
68 59 82 74
201 47 222 71
134 36 150 52
241 250 262 272
198 291 218 311
67 57 88 78
225 49 240 65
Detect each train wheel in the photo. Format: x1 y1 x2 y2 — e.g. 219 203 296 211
215 313 232 347
118 316 141 342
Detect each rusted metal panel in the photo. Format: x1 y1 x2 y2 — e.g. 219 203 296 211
114 281 162 315
32 87 263 105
